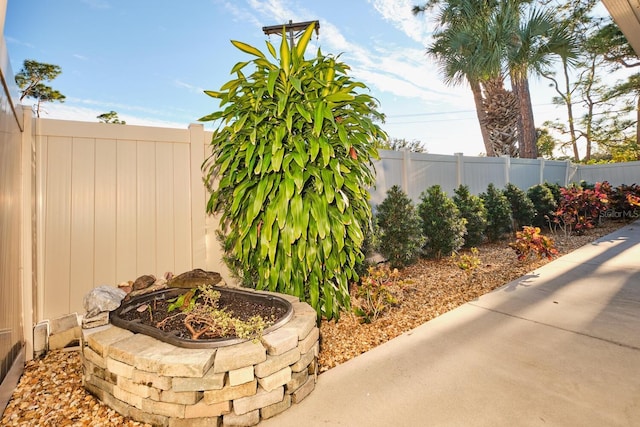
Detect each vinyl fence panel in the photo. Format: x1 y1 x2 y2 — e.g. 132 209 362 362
576 161 640 186
35 120 211 321
30 120 640 325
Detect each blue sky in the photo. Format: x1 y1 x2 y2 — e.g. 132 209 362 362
5 0 567 155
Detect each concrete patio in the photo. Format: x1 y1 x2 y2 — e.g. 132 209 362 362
261 219 640 426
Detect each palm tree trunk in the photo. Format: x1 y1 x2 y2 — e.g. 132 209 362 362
470 80 495 156
512 74 538 159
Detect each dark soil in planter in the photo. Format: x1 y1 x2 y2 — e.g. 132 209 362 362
113 287 290 345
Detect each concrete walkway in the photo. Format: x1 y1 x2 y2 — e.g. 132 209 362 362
262 220 640 427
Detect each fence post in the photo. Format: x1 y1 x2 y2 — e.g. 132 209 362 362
502 155 511 185
20 105 35 360
188 124 207 269
538 157 545 184
402 149 409 194
455 152 464 188
565 160 571 187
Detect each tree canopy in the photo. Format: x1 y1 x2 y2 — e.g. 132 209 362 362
97 111 126 124
15 59 66 117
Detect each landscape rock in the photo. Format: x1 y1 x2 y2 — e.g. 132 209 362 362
132 274 156 291
168 269 222 289
83 285 127 318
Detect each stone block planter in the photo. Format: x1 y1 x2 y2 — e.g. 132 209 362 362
81 293 319 427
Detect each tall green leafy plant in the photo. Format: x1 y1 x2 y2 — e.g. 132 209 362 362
200 23 386 320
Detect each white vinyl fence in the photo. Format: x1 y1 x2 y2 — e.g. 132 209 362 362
369 150 578 206
34 119 227 321
20 119 640 348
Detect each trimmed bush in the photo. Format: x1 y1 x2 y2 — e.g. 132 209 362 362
453 185 487 247
543 182 562 204
481 183 512 241
418 185 466 259
375 185 425 268
528 184 557 228
503 183 535 231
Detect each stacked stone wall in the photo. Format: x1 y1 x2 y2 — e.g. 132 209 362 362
81 296 318 427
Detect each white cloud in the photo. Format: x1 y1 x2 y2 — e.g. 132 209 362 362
5 37 35 49
24 101 188 129
220 0 263 28
231 1 465 110
174 80 204 94
246 0 292 23
369 0 433 44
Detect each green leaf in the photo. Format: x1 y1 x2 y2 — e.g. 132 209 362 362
309 276 319 313
290 77 303 94
280 29 290 75
283 177 294 200
295 22 316 59
271 147 284 172
325 92 354 102
266 40 277 59
230 61 250 74
309 137 320 161
313 102 324 136
231 40 266 58
295 103 312 123
203 90 223 99
268 226 279 262
267 69 279 96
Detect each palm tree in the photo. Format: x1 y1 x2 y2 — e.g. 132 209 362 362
415 0 513 157
503 3 578 158
414 0 577 158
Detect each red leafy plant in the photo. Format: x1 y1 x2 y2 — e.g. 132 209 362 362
509 226 559 261
550 183 609 235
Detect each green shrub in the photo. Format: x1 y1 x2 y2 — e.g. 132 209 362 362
527 184 557 228
375 185 425 268
480 183 512 241
418 185 466 259
543 182 562 204
453 185 487 247
200 23 386 320
503 183 535 231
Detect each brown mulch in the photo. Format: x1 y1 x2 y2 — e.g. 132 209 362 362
1 349 150 427
1 220 629 425
317 221 630 371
